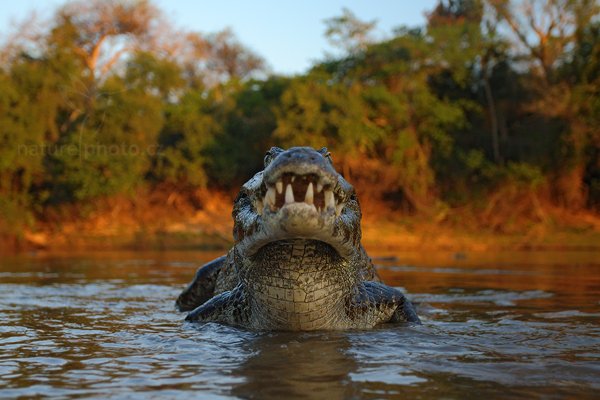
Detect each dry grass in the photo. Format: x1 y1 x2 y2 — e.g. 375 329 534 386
4 186 600 254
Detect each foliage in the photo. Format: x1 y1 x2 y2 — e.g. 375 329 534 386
0 0 598 237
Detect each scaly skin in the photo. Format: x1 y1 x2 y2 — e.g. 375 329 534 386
177 146 420 330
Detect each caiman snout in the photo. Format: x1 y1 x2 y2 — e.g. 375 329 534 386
264 147 336 184
262 147 342 216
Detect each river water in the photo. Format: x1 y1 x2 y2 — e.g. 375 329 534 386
1 249 599 399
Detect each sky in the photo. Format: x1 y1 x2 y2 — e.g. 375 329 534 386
0 0 438 75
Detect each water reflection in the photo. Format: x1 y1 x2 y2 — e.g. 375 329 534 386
231 332 358 399
1 250 599 398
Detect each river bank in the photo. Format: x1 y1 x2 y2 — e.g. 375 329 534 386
2 189 599 254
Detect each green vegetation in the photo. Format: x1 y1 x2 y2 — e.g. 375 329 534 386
1 0 599 243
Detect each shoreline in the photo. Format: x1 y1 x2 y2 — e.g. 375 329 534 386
2 190 599 255
4 218 599 255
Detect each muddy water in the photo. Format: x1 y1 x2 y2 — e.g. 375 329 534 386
1 250 599 399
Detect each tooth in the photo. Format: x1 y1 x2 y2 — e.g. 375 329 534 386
316 182 323 193
325 190 335 209
276 181 283 194
305 182 314 204
265 187 276 206
336 203 344 216
291 176 296 183
285 184 295 204
256 200 263 215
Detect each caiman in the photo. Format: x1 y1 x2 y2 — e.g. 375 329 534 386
176 146 420 330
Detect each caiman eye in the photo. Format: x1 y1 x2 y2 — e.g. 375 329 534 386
318 147 333 165
264 146 284 167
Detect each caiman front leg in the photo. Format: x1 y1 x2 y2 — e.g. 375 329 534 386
176 255 227 311
185 284 250 327
349 281 421 327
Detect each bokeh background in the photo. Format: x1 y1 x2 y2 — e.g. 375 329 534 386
0 0 598 252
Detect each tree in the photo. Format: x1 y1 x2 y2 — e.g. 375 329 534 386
153 88 220 188
57 0 159 80
204 28 266 86
0 15 90 233
275 24 471 213
46 51 172 202
488 0 600 209
324 8 376 54
428 0 507 163
206 77 288 187
488 0 599 85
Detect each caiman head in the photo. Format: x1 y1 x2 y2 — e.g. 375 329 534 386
232 146 362 262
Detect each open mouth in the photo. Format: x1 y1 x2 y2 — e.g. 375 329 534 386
258 172 345 217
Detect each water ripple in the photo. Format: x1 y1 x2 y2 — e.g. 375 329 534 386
1 252 599 398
